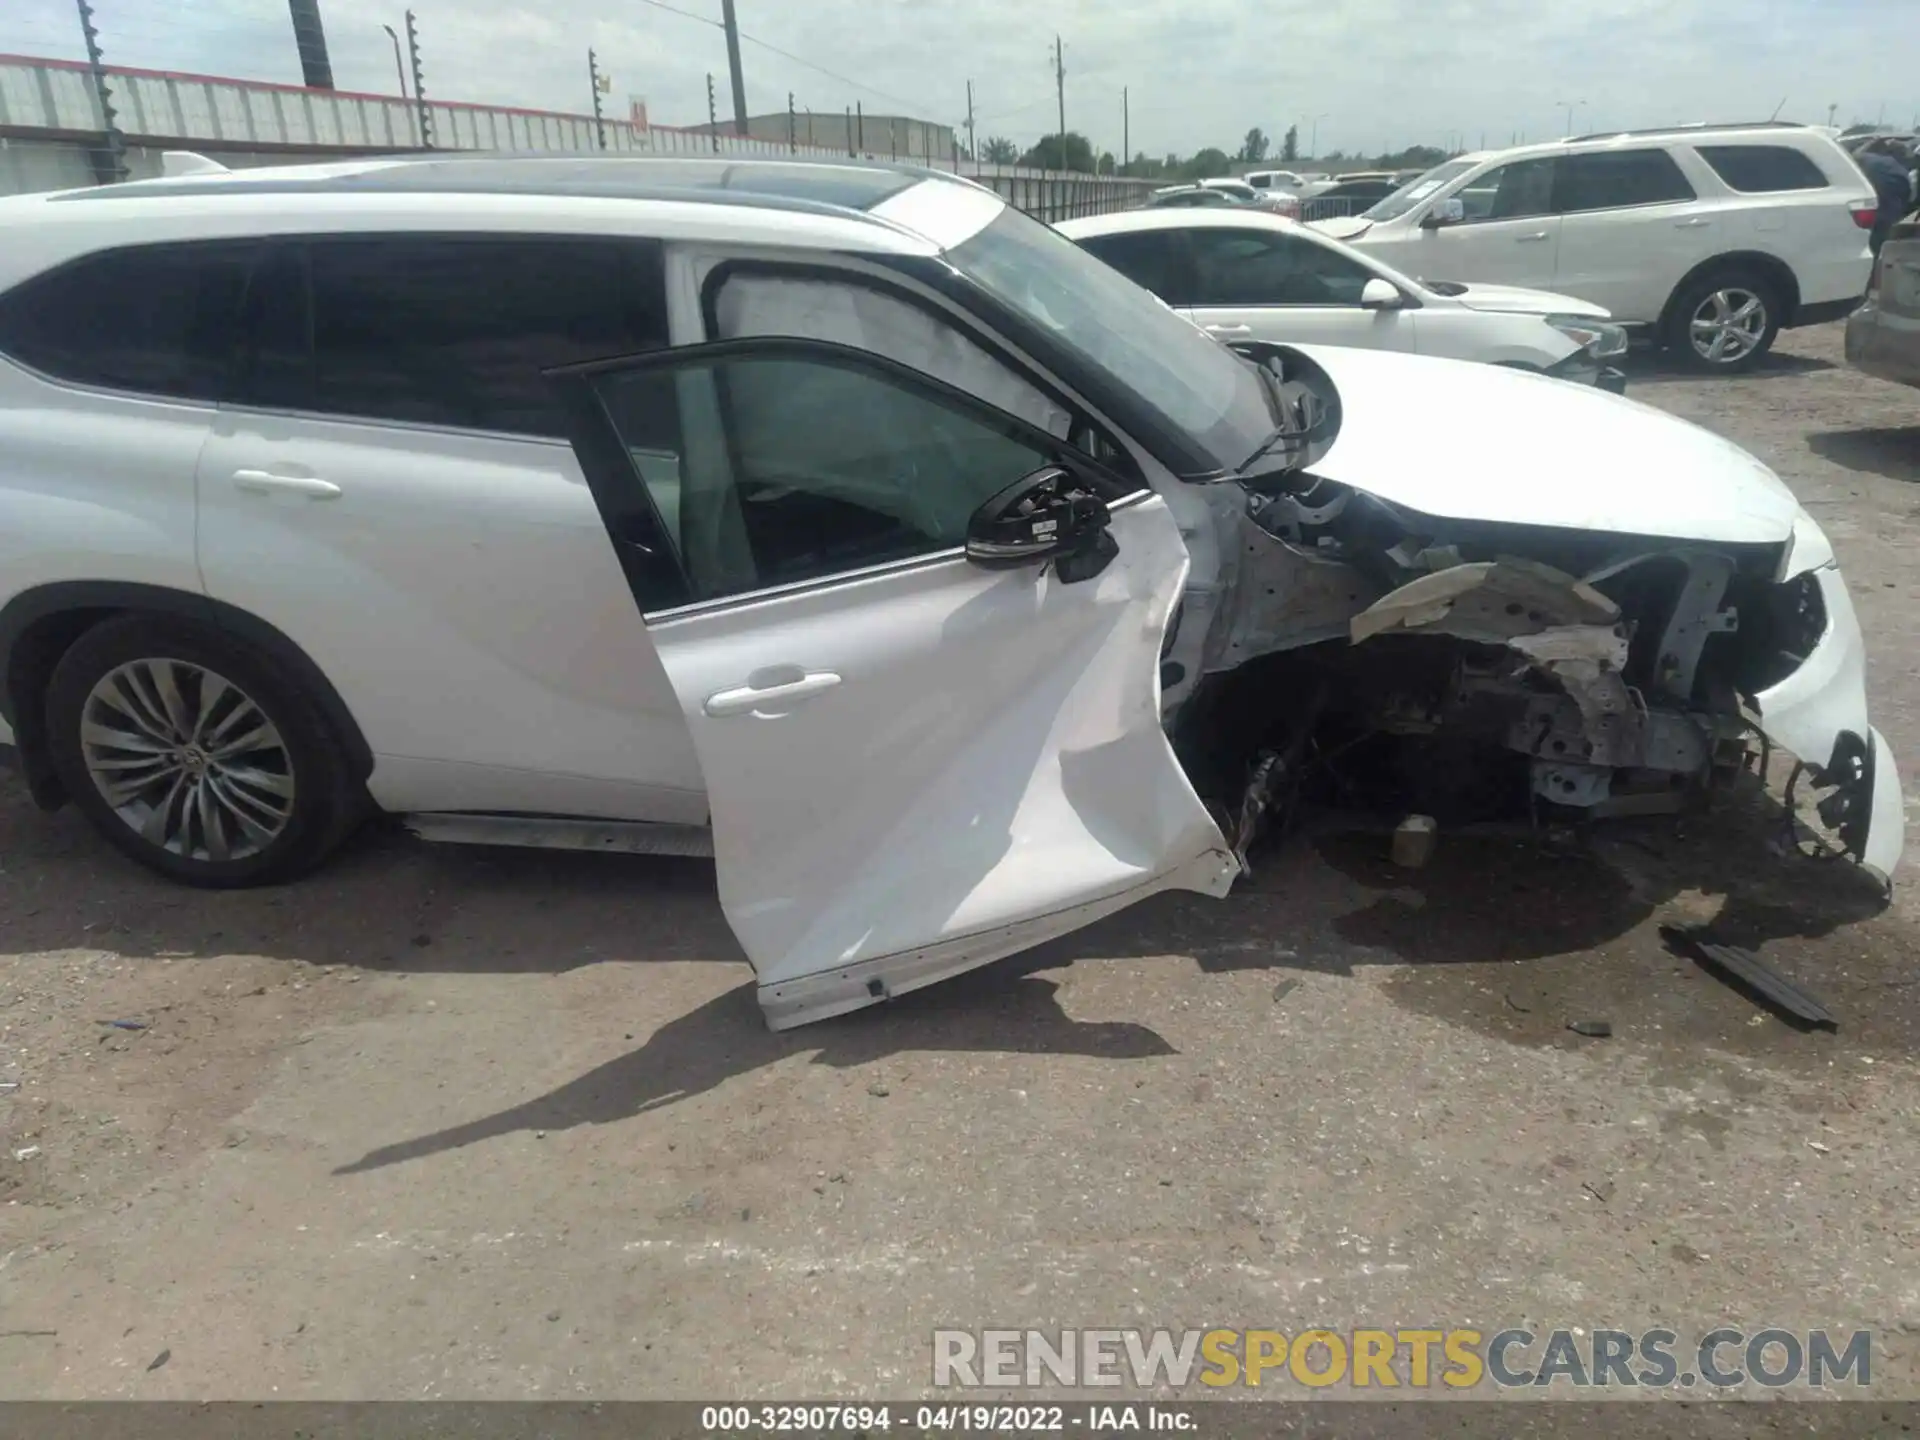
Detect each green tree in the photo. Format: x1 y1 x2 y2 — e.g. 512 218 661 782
1282 125 1298 162
1183 146 1231 180
981 135 1019 164
1240 126 1270 163
1097 151 1117 174
1021 131 1096 172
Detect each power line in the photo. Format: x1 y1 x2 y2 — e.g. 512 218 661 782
632 0 923 113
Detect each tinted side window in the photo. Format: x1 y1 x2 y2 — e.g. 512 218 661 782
1188 229 1373 306
1078 232 1194 303
293 237 668 436
593 351 1057 603
0 242 254 401
1457 159 1558 222
1557 150 1696 213
1696 145 1830 193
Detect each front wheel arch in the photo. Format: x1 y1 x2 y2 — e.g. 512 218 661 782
0 583 373 810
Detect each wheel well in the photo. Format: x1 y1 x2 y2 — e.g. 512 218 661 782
1659 252 1802 335
0 583 373 811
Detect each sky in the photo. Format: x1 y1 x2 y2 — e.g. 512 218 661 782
5 0 1916 160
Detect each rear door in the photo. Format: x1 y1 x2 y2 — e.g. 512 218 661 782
1181 225 1417 352
1549 148 1703 322
550 336 1234 1029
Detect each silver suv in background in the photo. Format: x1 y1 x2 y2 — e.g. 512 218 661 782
1847 218 1920 388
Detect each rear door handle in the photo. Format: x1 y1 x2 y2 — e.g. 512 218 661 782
1516 231 1552 243
1203 323 1253 336
1677 217 1712 228
232 469 341 500
704 668 842 717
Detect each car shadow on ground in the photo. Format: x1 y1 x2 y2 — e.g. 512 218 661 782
329 773 1903 1175
333 962 1170 1174
1625 347 1837 382
1807 426 1920 482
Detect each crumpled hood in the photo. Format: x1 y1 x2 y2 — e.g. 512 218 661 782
1294 344 1802 545
1444 281 1609 319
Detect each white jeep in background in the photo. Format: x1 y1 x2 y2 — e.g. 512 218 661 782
1312 123 1878 372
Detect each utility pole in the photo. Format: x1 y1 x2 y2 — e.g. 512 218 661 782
1052 34 1066 168
588 49 608 150
856 101 865 155
719 0 748 136
1826 102 1838 128
1122 86 1129 174
787 92 796 152
405 9 431 149
73 0 128 183
845 105 853 156
965 79 975 162
706 73 719 151
287 0 335 89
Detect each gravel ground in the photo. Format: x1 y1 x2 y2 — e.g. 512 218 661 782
1 322 1917 1404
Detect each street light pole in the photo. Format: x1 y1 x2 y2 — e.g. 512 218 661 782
381 23 408 102
1310 113 1327 158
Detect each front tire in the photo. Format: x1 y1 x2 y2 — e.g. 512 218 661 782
1665 268 1782 374
45 616 362 887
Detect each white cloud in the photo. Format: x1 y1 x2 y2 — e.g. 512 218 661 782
5 0 1913 159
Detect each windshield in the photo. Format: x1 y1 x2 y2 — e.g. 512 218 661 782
1362 158 1478 221
943 205 1278 474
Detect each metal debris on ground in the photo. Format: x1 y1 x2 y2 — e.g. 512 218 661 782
1567 1019 1613 1038
1271 979 1300 1003
1391 814 1437 869
97 1020 148 1031
1661 926 1838 1031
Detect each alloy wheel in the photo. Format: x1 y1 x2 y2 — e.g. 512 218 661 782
1688 287 1768 366
79 658 296 863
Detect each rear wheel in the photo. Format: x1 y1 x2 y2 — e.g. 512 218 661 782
45 616 363 886
1665 269 1783 373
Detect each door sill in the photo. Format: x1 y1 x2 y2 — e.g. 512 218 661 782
402 812 715 858
757 847 1239 1032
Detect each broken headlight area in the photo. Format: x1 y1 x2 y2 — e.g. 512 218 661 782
1177 483 1871 865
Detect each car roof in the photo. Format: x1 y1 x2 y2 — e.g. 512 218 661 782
0 154 994 280
1444 121 1849 169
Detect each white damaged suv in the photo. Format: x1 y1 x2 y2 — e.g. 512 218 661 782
0 155 1901 1028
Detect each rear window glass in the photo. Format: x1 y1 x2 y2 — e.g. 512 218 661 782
1696 145 1831 193
1557 150 1696 212
0 242 255 401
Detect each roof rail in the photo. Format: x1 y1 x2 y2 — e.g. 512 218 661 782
1564 120 1810 144
160 150 230 176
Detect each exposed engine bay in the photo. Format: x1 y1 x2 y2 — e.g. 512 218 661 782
1165 345 1891 883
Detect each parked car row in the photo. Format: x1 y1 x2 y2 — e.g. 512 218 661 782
0 153 1901 1033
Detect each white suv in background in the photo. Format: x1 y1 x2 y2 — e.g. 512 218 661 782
1057 208 1628 389
1312 123 1877 372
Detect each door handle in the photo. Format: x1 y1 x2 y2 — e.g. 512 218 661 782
1516 231 1551 243
704 669 842 717
1677 217 1712 228
232 469 341 500
1203 323 1253 335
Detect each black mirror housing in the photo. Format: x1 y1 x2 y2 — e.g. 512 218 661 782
966 465 1116 583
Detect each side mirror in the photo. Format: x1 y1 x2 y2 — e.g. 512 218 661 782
1360 278 1404 310
966 466 1117 584
1420 197 1465 229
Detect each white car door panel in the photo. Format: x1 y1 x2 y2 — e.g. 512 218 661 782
1410 158 1563 289
195 235 706 822
1180 226 1417 353
554 337 1235 1029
